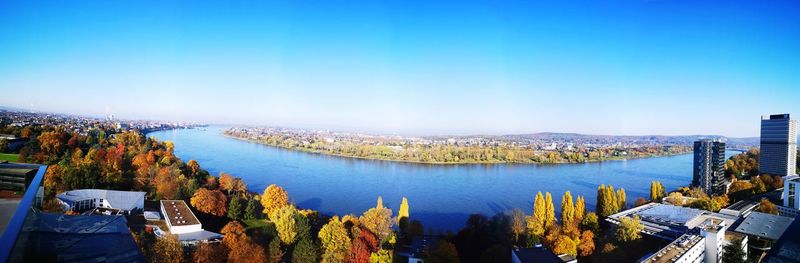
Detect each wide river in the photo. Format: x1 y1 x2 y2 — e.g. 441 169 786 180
149 127 730 231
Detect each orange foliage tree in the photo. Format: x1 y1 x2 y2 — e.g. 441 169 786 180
261 184 289 216
190 188 228 216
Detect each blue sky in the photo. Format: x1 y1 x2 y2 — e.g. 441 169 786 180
0 1 798 137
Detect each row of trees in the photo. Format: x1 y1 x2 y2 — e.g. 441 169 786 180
225 130 690 164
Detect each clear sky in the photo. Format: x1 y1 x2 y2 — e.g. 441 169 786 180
0 1 798 137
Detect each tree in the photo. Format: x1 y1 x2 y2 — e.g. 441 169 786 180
650 181 665 202
398 197 409 225
425 240 460 263
561 191 575 226
262 184 290 216
752 177 767 194
269 238 284 263
190 188 228 216
510 208 526 243
552 235 577 257
574 196 586 223
271 205 300 245
721 238 746 263
360 198 394 243
616 188 626 210
319 216 351 263
577 230 595 257
597 185 619 217
616 215 644 243
544 192 556 228
187 159 201 178
666 192 684 206
151 234 184 263
349 228 379 263
757 198 778 215
221 221 267 263
293 237 318 263
245 197 261 220
192 243 226 263
634 197 648 207
369 249 392 263
580 212 600 235
528 192 546 237
771 175 784 189
228 195 244 220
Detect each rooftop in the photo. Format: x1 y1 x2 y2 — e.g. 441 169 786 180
763 217 800 263
733 212 794 240
160 200 200 227
57 189 145 211
512 246 567 263
641 234 704 263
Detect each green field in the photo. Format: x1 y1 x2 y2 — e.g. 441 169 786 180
0 153 19 162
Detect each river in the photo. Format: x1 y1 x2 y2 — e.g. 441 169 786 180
148 126 728 231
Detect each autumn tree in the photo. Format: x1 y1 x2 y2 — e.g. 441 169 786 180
151 234 184 263
650 181 665 202
757 198 778 215
578 230 595 257
271 205 300 245
544 192 556 228
319 216 351 263
597 185 619 217
616 215 644 243
398 197 409 226
561 191 575 227
190 188 228 216
192 243 226 263
221 221 267 263
574 196 585 223
552 235 577 256
528 192 546 237
349 228 379 263
580 212 600 235
186 160 201 178
634 197 648 207
262 184 290 216
510 208 526 243
616 188 626 210
666 192 684 206
360 197 394 243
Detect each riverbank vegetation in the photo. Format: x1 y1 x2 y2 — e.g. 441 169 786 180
224 129 691 164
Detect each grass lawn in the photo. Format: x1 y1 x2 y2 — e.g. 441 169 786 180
243 219 272 229
0 153 19 162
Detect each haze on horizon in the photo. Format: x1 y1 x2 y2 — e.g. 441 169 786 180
1 1 798 138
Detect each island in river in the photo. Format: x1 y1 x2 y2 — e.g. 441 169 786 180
224 126 694 164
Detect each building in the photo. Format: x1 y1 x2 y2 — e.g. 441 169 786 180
693 139 726 195
733 212 794 254
606 203 739 240
57 189 145 215
760 114 798 177
0 163 40 193
398 235 440 263
783 175 800 210
763 217 800 263
640 233 705 263
512 245 576 263
638 216 748 263
719 200 759 218
160 200 222 245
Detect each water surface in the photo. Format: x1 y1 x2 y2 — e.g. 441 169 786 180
149 127 714 231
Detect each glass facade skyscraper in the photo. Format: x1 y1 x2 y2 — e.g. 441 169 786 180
759 114 798 176
693 139 726 195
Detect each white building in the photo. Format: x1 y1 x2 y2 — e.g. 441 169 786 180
160 200 222 245
640 218 747 263
57 189 145 214
782 175 800 210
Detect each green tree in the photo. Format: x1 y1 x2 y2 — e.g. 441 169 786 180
269 238 284 263
721 238 746 263
271 205 299 245
244 197 261 220
616 215 644 243
319 216 351 263
293 237 318 263
425 240 460 263
227 195 244 220
580 212 600 235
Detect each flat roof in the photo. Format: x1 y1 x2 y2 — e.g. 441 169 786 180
641 234 704 263
764 218 800 263
734 212 794 240
512 246 565 263
160 200 200 227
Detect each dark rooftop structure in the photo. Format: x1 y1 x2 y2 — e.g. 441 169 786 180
0 162 39 192
733 212 794 241
763 218 800 263
512 245 570 263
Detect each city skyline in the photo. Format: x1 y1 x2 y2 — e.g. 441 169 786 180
2 1 799 137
